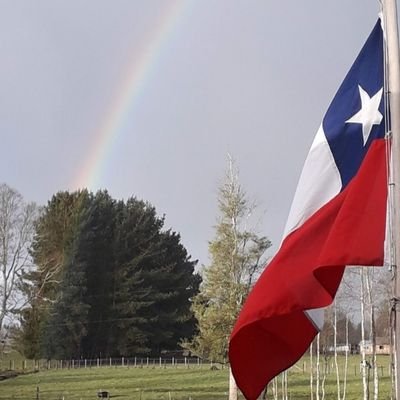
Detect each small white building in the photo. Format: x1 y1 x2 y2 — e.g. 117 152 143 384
359 338 390 355
326 344 359 354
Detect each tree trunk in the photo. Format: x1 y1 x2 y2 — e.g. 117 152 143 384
342 316 349 400
273 377 278 400
334 301 341 400
280 370 288 400
310 342 314 400
365 269 378 400
361 268 369 400
229 366 238 400
316 334 320 400
0 234 10 334
372 305 379 400
321 354 328 400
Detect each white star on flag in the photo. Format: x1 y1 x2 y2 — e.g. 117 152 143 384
345 85 383 146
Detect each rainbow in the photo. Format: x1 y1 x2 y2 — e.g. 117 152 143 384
72 0 189 190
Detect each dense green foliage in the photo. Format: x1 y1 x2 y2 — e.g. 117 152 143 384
17 190 199 359
189 161 271 362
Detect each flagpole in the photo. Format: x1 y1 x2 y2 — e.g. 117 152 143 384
384 0 400 398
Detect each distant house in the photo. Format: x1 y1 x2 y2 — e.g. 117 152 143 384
359 338 390 355
326 344 359 354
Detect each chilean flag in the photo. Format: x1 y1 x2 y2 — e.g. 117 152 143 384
229 20 387 400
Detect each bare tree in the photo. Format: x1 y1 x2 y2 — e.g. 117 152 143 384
310 342 314 400
280 371 288 400
229 367 238 400
333 300 341 400
321 351 328 400
360 268 370 400
365 268 379 400
273 376 278 400
0 184 38 333
316 334 321 400
342 316 349 400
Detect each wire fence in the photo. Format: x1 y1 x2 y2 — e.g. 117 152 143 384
0 356 394 400
0 356 226 372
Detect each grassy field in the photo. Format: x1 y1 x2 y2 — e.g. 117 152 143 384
0 367 231 400
0 354 394 399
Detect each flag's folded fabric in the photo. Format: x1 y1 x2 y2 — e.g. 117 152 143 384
229 20 387 400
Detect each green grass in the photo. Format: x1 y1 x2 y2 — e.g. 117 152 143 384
0 355 394 399
0 366 231 400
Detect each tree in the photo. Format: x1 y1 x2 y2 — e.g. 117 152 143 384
14 303 40 358
112 198 166 355
41 235 90 359
21 190 200 359
113 198 200 355
0 184 38 334
189 158 271 398
145 229 200 353
31 190 89 303
39 192 92 359
80 190 116 358
17 190 89 358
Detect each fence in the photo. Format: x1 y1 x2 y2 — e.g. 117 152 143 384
0 356 225 372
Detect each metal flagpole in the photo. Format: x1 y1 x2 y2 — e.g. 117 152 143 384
384 0 400 398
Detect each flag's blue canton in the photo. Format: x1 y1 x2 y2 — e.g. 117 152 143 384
323 21 384 189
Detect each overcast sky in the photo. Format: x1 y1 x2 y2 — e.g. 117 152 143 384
0 1 382 266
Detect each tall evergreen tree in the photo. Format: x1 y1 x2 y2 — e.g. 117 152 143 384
41 240 89 359
190 159 271 362
19 191 89 358
113 198 200 355
145 230 199 353
80 190 116 358
15 303 40 359
40 193 91 359
31 190 88 300
21 190 200 358
112 198 165 355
